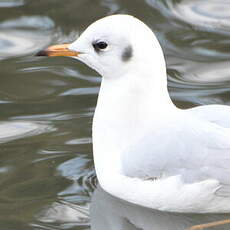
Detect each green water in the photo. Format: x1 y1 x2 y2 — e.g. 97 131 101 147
1 0 230 229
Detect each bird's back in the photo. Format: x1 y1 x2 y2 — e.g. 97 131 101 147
189 104 230 128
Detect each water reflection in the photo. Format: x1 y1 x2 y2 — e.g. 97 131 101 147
91 186 230 230
38 200 89 226
168 58 230 83
0 0 24 8
0 121 53 143
169 0 230 34
146 0 230 34
37 157 95 229
100 0 120 14
0 16 54 59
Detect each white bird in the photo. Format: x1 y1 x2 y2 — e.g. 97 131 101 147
37 14 230 213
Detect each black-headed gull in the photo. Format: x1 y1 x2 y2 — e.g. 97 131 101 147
37 15 230 213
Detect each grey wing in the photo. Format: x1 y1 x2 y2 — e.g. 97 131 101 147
196 127 230 197
189 104 230 127
189 104 230 196
122 106 230 197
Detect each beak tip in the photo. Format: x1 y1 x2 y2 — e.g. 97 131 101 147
36 50 48 56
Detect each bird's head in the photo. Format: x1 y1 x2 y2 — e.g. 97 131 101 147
37 14 165 79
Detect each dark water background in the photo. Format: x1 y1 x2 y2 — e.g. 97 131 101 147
1 0 230 229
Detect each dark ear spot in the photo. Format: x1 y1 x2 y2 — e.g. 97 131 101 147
122 45 133 62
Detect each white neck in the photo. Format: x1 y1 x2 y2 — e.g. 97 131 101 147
92 57 176 177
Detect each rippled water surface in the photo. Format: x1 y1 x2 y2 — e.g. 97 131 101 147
1 0 230 229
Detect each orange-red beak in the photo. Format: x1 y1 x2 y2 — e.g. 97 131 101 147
36 43 80 57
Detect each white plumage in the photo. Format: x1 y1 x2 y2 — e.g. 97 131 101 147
45 14 230 213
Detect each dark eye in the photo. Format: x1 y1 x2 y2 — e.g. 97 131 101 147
93 41 108 51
